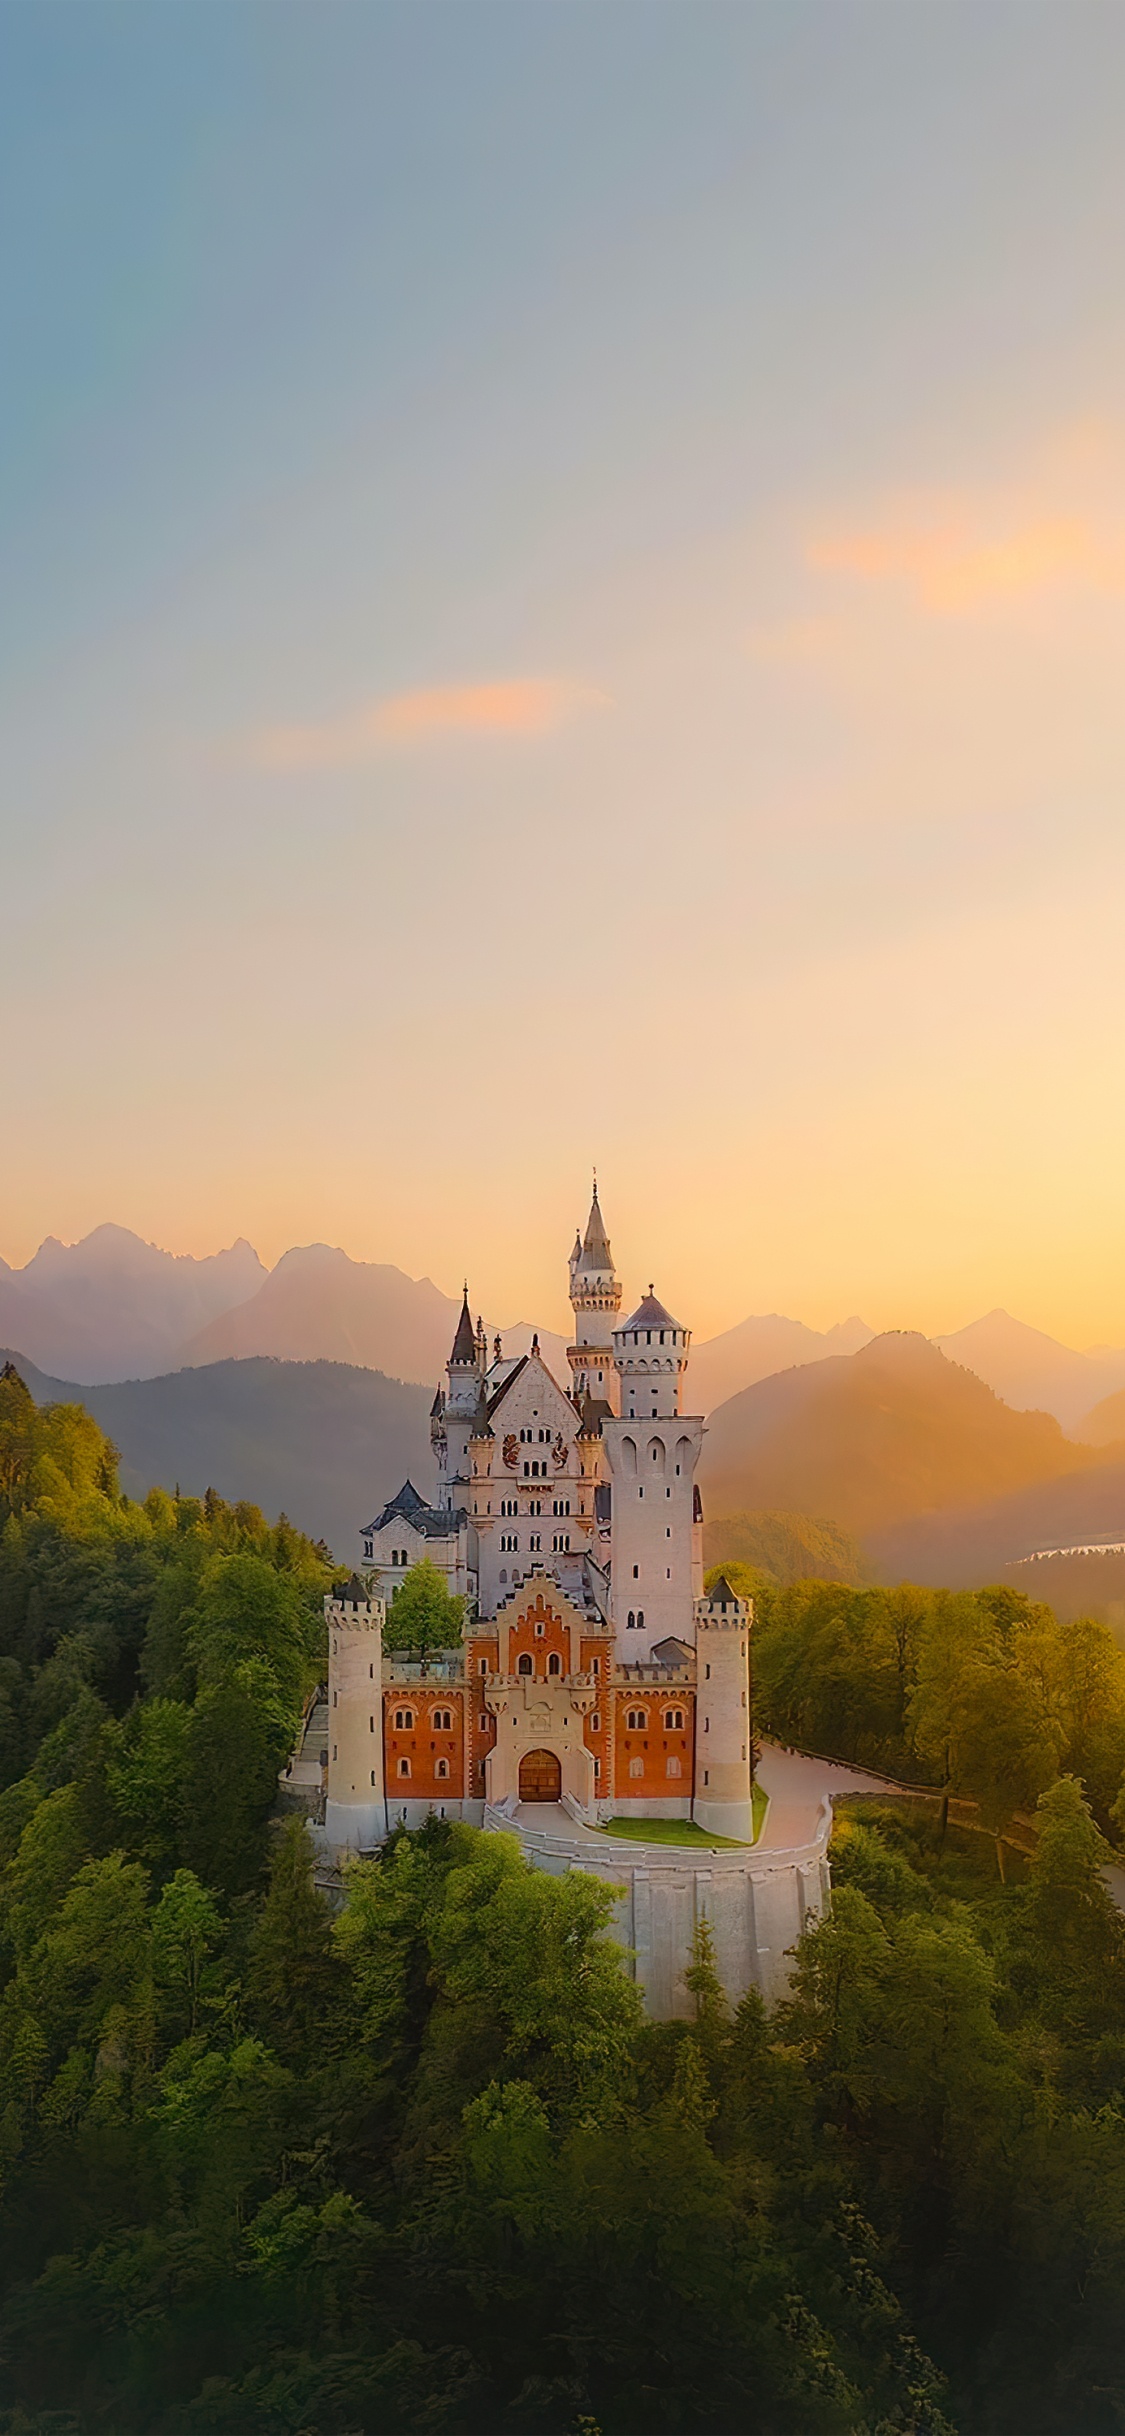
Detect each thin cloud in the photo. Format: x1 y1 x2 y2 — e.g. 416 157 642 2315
249 678 608 770
744 615 841 664
808 510 1125 615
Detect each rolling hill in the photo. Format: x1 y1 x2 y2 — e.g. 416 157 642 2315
934 1308 1125 1430
685 1312 872 1415
1074 1384 1125 1448
699 1330 1096 1543
868 1462 1125 1588
174 1243 569 1386
4 1350 432 1563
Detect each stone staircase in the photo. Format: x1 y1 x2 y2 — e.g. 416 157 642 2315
277 1685 329 1818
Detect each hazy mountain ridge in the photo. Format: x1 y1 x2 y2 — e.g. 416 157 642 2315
686 1311 873 1413
934 1307 1125 1431
176 1243 572 1386
7 1225 1125 1434
699 1331 1098 1542
3 1349 432 1563
0 1226 265 1384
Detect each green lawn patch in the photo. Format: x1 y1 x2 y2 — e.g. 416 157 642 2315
594 1783 768 1851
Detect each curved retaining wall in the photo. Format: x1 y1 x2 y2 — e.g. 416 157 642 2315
485 1800 833 2018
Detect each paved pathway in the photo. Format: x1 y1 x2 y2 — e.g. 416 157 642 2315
508 1746 907 1857
755 1741 916 1849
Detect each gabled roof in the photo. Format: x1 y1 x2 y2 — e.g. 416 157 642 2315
620 1290 680 1332
578 1392 613 1436
651 1635 694 1668
449 1288 477 1366
706 1574 740 1608
470 1387 494 1439
483 1353 529 1420
338 1571 369 1605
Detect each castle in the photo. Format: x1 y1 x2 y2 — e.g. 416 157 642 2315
323 1186 754 1849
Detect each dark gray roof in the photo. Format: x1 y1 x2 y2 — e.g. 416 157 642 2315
579 1392 613 1436
707 1575 740 1608
621 1291 680 1332
339 1571 369 1605
449 1290 477 1366
651 1635 694 1667
363 1479 466 1538
484 1354 529 1419
470 1388 494 1439
576 1187 614 1275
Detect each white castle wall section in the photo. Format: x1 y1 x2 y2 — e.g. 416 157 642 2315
510 1809 833 2017
325 1590 386 1851
471 1354 593 1619
601 1415 703 1660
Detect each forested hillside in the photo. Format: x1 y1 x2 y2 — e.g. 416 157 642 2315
701 1330 1099 1544
4 1352 433 1561
6 1365 1125 2429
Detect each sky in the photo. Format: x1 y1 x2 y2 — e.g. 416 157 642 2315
4 2 1125 1346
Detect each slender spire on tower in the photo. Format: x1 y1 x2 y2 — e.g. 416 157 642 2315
577 1175 613 1275
449 1285 477 1367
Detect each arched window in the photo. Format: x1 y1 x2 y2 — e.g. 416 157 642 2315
666 1755 682 1780
436 1758 449 1780
397 1757 411 1778
664 1708 684 1731
432 1708 452 1731
629 1756 644 1779
626 1708 647 1730
393 1709 414 1731
637 1610 644 1627
518 1653 533 1676
627 1610 635 1627
547 1652 561 1676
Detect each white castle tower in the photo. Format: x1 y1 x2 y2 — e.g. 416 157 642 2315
566 1182 622 1413
324 1572 386 1849
693 1576 754 1840
440 1286 483 1509
601 1287 704 1661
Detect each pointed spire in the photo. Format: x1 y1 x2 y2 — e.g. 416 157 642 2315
449 1285 477 1367
578 1178 613 1274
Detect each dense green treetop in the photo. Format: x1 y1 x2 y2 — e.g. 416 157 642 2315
3 1368 1125 2428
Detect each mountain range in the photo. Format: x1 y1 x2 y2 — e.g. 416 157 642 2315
697 1331 1099 1543
0 1227 265 1384
10 1321 1125 1588
4 1349 432 1563
9 1226 1125 1434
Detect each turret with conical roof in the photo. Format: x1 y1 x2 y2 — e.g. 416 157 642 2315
567 1178 622 1413
449 1287 477 1371
438 1285 482 1508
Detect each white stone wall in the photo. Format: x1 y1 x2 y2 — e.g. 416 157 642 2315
470 1351 595 1620
694 1599 754 1839
602 1415 704 1660
508 1809 833 2016
325 1589 386 1851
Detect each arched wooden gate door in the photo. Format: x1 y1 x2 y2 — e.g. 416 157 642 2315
519 1747 562 1802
